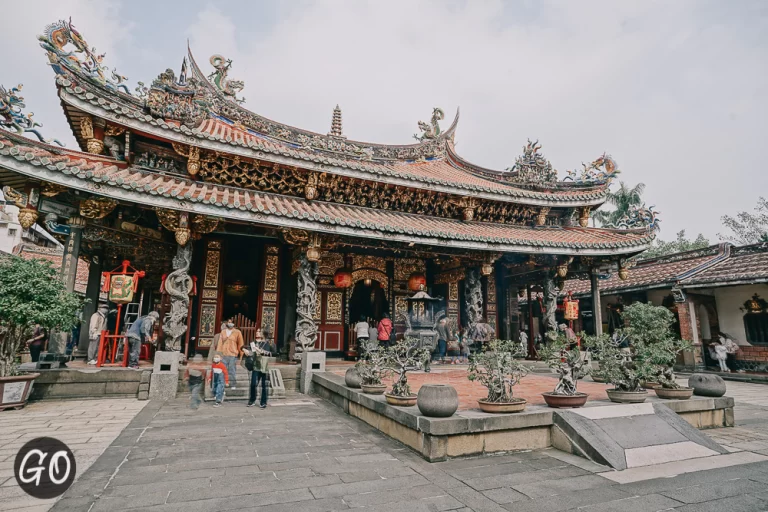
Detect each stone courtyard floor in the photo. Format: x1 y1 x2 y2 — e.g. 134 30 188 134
3 378 768 511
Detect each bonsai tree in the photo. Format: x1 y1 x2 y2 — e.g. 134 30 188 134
382 337 430 397
467 339 530 403
354 340 388 386
584 332 645 392
622 302 692 389
538 334 591 395
0 257 82 377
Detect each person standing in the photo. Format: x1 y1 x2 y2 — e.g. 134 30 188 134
354 316 370 359
435 317 450 364
26 325 48 363
246 341 271 409
377 313 393 348
125 311 158 369
185 354 207 410
87 304 109 365
209 354 229 406
368 320 379 347
215 319 244 389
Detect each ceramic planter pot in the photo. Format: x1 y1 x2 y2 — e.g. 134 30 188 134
0 373 39 411
654 387 694 400
477 398 526 413
542 392 589 409
361 383 386 395
417 384 459 417
640 381 661 390
385 393 417 407
344 367 362 388
606 389 648 404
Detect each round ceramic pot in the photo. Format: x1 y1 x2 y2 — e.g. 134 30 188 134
654 387 694 400
477 398 526 413
542 392 589 409
385 393 418 407
0 373 39 412
361 383 386 395
417 384 459 417
606 389 648 404
344 367 362 388
640 381 661 390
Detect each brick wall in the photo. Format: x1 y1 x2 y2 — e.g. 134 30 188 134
736 346 768 363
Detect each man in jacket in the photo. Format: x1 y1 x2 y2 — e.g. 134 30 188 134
125 311 159 369
87 304 109 365
215 319 244 389
377 313 393 348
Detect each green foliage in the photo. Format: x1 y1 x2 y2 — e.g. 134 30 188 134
591 181 645 227
719 197 768 245
585 302 691 391
382 337 431 397
354 340 389 386
467 339 530 403
538 334 591 396
0 257 83 377
640 230 710 259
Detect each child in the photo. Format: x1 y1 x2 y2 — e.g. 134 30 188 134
185 354 207 410
712 339 730 373
208 354 229 406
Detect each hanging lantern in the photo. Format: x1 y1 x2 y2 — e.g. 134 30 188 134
408 272 427 292
481 262 494 276
364 278 373 287
333 268 353 288
306 246 321 262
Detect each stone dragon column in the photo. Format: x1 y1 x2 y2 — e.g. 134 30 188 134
464 267 483 337
162 244 194 351
294 252 319 357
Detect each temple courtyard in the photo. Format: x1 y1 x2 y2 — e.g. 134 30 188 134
1 377 768 512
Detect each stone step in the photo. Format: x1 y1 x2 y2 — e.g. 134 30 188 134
204 368 286 401
552 402 729 470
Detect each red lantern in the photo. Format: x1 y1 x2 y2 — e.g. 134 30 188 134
408 272 427 292
333 268 353 289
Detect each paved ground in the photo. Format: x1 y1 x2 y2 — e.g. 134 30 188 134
1 378 766 511
0 399 147 512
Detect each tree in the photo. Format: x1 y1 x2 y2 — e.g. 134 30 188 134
0 257 82 377
719 197 768 245
591 181 645 227
640 230 710 259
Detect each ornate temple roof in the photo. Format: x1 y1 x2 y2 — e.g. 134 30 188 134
0 131 654 255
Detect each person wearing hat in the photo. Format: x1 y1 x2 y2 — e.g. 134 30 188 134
125 311 159 369
87 304 109 365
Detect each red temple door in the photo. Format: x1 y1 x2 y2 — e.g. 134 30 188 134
316 289 345 352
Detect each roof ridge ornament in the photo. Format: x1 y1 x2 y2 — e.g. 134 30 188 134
413 107 444 142
207 54 245 104
508 139 557 185
0 84 64 146
38 19 131 95
329 104 345 138
609 203 661 233
564 154 620 185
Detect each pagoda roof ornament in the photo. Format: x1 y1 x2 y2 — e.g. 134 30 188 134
414 107 444 142
608 203 661 233
207 54 245 104
564 154 621 185
0 84 63 146
329 105 344 138
508 139 557 185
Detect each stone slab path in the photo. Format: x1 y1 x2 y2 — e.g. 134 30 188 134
36 395 768 512
0 399 147 512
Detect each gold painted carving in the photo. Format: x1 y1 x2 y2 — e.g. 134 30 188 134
80 197 118 219
17 208 38 230
313 291 322 321
202 289 218 300
351 269 388 290
104 125 126 137
394 258 426 281
449 282 459 301
487 279 497 303
305 172 318 200
395 296 408 315
266 246 280 255
204 250 221 288
261 306 277 338
326 292 343 322
199 304 217 337
264 254 279 291
80 117 94 139
318 252 344 276
536 207 551 226
172 143 212 177
353 255 387 273
579 206 592 227
263 292 278 303
208 240 222 249
86 139 104 155
40 182 67 198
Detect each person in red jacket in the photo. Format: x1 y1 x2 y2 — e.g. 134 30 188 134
377 313 393 348
208 354 229 407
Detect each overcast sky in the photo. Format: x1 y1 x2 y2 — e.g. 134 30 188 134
2 0 766 242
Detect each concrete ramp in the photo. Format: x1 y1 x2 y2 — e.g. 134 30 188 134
552 402 729 470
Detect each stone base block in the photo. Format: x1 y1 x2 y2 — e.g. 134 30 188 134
149 373 179 401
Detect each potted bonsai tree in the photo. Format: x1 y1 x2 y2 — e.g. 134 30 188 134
382 337 430 407
355 341 388 394
0 257 82 410
586 331 651 403
538 334 591 408
624 302 694 400
468 339 530 413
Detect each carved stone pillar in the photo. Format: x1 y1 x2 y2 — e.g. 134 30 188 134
60 216 86 293
543 275 558 338
590 270 603 336
163 244 194 351
464 267 483 334
294 253 319 357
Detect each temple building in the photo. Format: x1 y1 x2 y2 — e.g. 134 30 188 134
0 20 659 361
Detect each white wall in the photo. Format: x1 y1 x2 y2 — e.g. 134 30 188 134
714 284 768 345
0 204 22 254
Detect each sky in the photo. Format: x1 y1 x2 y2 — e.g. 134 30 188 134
1 0 766 243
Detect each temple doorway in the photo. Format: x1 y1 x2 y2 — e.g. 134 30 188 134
348 280 389 324
221 237 262 323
